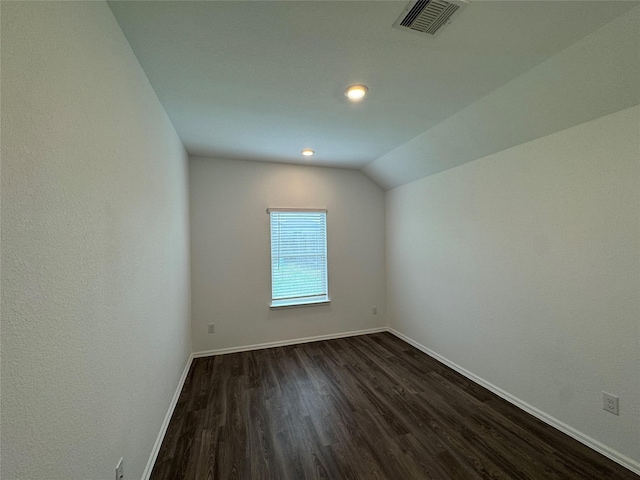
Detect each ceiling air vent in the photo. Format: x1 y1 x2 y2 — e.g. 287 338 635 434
393 0 466 37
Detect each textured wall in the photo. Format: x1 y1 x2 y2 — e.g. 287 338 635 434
189 157 386 352
1 2 191 479
386 106 640 468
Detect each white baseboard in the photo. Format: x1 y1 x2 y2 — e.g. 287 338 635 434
141 353 194 480
387 327 640 476
192 327 388 358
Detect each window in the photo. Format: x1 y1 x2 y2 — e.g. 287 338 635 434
268 209 329 308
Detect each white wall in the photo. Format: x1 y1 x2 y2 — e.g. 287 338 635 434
189 157 385 352
1 3 191 479
386 105 640 469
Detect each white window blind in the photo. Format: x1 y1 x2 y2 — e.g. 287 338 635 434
269 209 329 307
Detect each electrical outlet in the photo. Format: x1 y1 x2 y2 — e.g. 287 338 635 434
115 458 123 480
372 306 377 315
208 323 215 334
602 392 619 415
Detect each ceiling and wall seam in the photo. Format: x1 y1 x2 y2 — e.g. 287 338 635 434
108 1 638 181
362 5 640 190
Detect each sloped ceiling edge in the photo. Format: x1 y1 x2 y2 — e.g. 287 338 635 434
363 6 640 191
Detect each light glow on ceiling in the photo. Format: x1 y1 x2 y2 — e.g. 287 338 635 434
345 84 368 101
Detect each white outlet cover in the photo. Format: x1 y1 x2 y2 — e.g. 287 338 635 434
602 392 619 415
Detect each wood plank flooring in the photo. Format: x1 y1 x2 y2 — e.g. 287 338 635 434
150 333 639 479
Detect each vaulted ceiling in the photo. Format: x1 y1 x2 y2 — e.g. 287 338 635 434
108 1 640 189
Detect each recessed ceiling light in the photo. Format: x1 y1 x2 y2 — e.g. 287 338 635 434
301 149 315 157
345 84 368 101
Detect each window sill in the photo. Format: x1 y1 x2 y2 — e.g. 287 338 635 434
270 296 330 309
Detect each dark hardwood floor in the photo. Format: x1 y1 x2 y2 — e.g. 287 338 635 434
150 333 639 479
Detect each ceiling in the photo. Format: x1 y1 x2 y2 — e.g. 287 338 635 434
108 1 638 180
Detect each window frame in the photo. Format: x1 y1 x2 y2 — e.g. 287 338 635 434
267 208 330 309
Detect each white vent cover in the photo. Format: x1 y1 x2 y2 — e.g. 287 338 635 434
393 0 466 36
